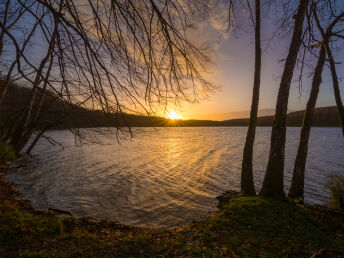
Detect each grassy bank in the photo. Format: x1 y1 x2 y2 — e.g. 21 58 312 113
0 171 344 257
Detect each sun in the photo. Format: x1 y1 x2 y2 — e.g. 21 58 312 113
166 110 183 120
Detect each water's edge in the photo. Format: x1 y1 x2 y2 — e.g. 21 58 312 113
6 127 344 227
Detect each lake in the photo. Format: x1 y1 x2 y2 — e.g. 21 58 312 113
6 127 344 227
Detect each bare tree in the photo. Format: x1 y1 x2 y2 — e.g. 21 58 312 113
288 45 326 200
313 5 344 136
260 0 309 199
0 0 31 105
9 6 61 151
0 0 215 153
288 3 344 200
241 0 261 196
0 0 28 58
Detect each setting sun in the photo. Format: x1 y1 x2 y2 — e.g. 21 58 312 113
3 0 344 255
166 110 183 120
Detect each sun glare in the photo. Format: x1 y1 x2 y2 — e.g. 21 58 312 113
166 110 183 120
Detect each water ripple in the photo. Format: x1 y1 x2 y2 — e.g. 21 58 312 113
6 127 344 227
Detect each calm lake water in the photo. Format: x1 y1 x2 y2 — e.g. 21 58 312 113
6 127 344 227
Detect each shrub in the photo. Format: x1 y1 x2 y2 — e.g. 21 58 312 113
327 174 344 210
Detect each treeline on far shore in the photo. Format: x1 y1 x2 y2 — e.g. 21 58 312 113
1 82 341 129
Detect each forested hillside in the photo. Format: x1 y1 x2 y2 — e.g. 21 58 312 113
1 82 341 128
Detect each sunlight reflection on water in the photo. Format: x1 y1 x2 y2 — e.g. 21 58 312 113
6 127 344 227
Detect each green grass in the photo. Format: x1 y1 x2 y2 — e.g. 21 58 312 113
327 174 344 209
0 198 163 257
0 142 15 163
0 195 343 257
0 202 76 255
165 197 344 257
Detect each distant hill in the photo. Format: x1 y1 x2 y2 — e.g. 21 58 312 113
218 106 340 127
73 106 341 128
120 106 340 128
184 108 277 121
287 106 340 127
0 82 341 128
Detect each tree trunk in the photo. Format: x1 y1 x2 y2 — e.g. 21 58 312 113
260 0 308 199
324 46 344 136
25 114 66 154
312 7 344 136
0 60 16 107
9 58 49 151
0 0 10 59
288 7 344 200
241 0 261 196
25 128 47 155
15 52 55 152
0 19 39 107
0 32 4 59
9 16 59 152
288 46 326 200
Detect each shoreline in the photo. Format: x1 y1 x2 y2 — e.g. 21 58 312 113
1 166 344 256
0 167 173 256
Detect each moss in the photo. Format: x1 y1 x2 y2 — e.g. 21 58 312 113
0 142 15 163
61 216 77 233
167 197 344 257
327 174 344 209
0 203 65 250
213 198 338 256
0 189 343 257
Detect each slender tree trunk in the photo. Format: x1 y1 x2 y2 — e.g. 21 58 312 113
288 46 326 200
0 32 4 59
0 21 37 107
25 114 65 154
25 128 47 155
313 7 344 136
241 0 261 196
288 8 344 200
9 17 58 152
0 61 16 106
0 63 15 140
15 53 55 152
10 58 49 150
260 0 308 199
0 0 10 59
324 46 344 136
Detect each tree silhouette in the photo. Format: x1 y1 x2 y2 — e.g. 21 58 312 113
260 0 308 199
0 0 215 152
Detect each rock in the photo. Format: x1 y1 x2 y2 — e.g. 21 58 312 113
48 208 73 216
216 190 242 210
80 217 98 224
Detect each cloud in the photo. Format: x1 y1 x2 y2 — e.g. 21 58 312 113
209 1 229 33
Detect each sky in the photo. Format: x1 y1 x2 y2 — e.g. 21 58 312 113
177 1 344 121
3 0 344 121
